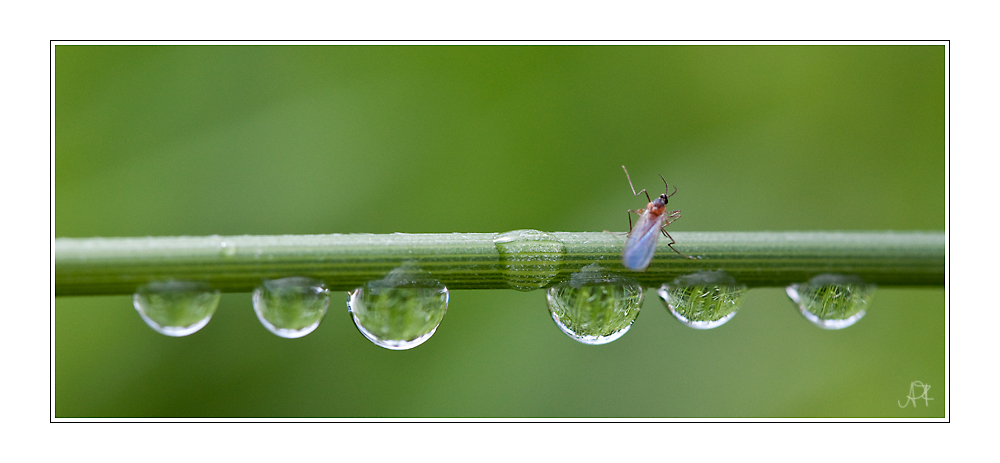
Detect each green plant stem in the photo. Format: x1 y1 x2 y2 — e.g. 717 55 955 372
54 231 944 296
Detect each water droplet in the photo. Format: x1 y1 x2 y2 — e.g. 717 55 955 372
786 274 875 329
219 240 237 257
347 264 449 350
657 270 747 329
252 277 330 338
133 281 221 336
546 264 643 345
494 229 565 291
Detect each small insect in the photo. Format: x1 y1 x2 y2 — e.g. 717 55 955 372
621 165 695 271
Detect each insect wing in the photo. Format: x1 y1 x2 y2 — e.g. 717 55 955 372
622 211 665 271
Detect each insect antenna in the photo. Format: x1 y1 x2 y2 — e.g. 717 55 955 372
656 174 678 198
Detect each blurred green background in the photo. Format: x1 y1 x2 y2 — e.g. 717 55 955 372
55 45 945 418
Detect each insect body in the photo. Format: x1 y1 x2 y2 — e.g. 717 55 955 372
621 165 694 271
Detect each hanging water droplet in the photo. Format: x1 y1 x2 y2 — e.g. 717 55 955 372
133 281 221 336
494 229 565 291
347 263 449 350
786 274 875 329
545 263 643 345
657 270 747 329
252 277 330 338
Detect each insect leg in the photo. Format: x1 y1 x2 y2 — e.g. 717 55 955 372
659 212 682 238
625 208 644 235
664 210 682 226
622 166 651 202
661 229 697 259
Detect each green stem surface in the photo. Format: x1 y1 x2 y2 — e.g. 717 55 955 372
55 231 945 296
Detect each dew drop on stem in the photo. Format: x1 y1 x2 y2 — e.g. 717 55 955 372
252 277 330 338
545 263 643 345
786 274 875 329
219 240 237 257
494 229 566 291
657 270 747 329
133 280 221 336
347 263 449 350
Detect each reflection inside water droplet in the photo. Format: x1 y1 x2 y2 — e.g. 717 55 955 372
494 229 565 291
545 264 643 345
347 264 449 350
657 270 747 329
133 281 221 336
252 277 330 338
786 274 875 329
